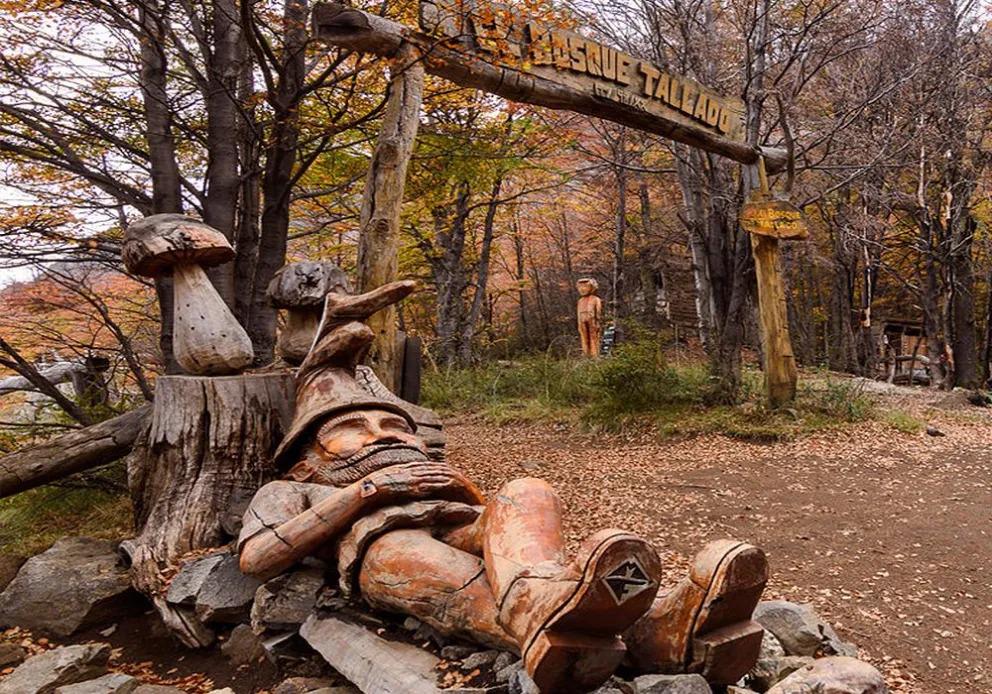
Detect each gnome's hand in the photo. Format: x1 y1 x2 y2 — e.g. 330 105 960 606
358 461 485 506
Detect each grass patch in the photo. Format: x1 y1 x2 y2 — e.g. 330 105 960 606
424 340 877 442
883 409 925 434
0 483 132 557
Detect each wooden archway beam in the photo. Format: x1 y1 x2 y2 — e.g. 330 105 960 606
312 2 788 173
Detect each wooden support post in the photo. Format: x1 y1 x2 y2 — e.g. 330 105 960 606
750 233 798 407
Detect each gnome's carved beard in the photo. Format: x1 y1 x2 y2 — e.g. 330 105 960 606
306 443 428 486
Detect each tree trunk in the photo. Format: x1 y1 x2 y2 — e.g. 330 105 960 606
637 178 659 325
137 1 183 374
358 44 425 390
0 406 151 498
458 177 503 364
949 217 979 387
248 0 309 367
202 0 244 309
611 165 627 320
120 372 295 646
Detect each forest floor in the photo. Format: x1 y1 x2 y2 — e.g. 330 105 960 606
445 389 992 694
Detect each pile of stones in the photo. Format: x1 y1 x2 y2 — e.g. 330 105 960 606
0 537 889 694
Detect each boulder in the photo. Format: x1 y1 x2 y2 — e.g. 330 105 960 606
749 655 814 691
132 686 186 694
0 554 26 592
251 569 324 631
0 643 111 694
0 641 26 668
766 657 888 694
0 538 141 637
633 673 711 693
184 553 261 624
54 673 139 694
460 649 501 671
753 601 857 657
221 624 271 667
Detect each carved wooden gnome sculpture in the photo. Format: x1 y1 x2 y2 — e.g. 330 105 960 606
123 214 253 375
577 278 602 358
238 280 768 692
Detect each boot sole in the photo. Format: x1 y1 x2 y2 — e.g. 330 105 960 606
686 541 768 682
524 531 661 693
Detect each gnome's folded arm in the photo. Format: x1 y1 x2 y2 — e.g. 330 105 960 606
239 281 484 581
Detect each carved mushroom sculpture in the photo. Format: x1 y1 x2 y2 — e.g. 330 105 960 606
123 214 254 375
267 260 352 365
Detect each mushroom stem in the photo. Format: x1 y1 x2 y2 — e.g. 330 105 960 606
277 308 322 365
172 263 254 375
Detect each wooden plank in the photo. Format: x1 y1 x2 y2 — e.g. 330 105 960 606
300 614 443 694
750 234 798 407
311 2 788 171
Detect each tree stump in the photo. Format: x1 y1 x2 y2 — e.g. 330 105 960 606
120 372 294 646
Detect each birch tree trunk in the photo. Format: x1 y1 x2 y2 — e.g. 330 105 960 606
358 44 425 390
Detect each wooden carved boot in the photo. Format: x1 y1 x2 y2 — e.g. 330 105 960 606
624 540 768 685
483 479 662 693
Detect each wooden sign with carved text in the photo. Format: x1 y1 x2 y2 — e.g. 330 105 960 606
311 1 785 169
740 196 808 240
420 0 746 143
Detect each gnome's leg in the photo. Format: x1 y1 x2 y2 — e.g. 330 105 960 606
480 478 662 693
359 528 516 651
579 319 594 356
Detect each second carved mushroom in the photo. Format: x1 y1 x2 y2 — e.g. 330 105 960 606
267 260 352 365
123 214 254 376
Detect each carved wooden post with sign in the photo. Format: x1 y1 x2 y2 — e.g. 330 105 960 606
740 165 807 407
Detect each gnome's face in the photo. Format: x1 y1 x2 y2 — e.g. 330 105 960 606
287 408 429 486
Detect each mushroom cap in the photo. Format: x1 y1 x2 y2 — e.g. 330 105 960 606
267 261 353 309
123 214 234 276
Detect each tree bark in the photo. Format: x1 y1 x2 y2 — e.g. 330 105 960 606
458 177 502 363
120 373 295 646
950 216 980 387
0 406 151 498
358 44 425 390
137 1 184 374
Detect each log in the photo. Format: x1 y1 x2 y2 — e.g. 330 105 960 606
0 405 151 498
0 362 85 396
120 372 295 647
311 2 789 171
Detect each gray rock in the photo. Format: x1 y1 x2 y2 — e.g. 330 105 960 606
132 687 186 694
633 673 711 693
272 677 336 694
492 651 516 673
55 673 138 694
753 601 858 657
440 645 476 661
508 668 539 694
766 657 889 693
0 554 26 593
0 640 26 668
461 649 501 670
749 655 814 691
0 538 141 637
746 629 789 689
251 569 324 631
221 624 270 667
306 689 360 694
191 554 262 624
0 643 111 694
495 659 522 684
165 554 226 606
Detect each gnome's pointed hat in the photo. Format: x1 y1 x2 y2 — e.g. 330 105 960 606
272 280 419 469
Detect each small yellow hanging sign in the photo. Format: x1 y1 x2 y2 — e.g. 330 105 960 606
740 195 808 240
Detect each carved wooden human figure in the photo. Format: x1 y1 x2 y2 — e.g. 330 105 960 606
576 278 603 358
239 281 768 693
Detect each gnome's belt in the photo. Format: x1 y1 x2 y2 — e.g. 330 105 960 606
336 500 483 600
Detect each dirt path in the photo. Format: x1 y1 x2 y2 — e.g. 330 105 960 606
446 410 992 694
